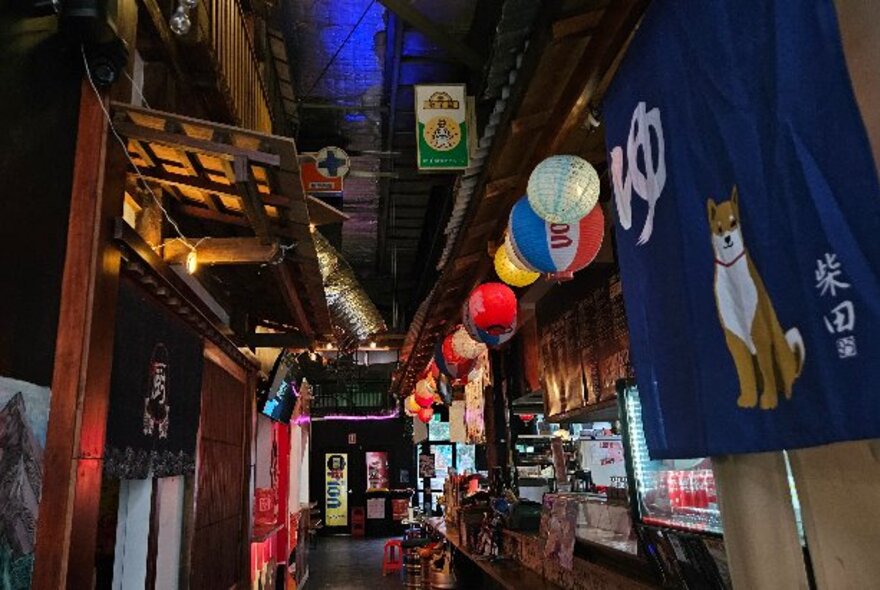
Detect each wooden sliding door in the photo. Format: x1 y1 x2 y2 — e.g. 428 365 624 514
189 344 254 589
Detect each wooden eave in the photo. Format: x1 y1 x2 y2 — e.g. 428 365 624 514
394 0 649 395
112 102 334 339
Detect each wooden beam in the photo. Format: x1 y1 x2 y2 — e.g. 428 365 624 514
541 0 649 156
127 170 349 225
553 10 604 40
376 0 486 72
135 183 164 248
245 332 312 348
485 174 520 199
115 121 281 167
233 155 273 243
139 0 191 84
162 237 280 265
511 110 552 136
273 262 314 339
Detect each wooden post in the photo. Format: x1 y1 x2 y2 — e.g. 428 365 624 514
784 4 880 588
136 183 165 248
32 74 126 589
713 452 809 589
32 1 137 585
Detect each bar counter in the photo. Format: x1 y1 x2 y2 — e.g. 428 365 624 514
427 518 659 590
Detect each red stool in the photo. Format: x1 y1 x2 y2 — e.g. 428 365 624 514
382 539 403 575
351 507 365 538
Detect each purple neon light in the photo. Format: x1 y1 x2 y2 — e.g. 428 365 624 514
316 409 400 422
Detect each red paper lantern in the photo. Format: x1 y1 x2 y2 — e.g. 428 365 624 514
417 407 434 423
415 381 434 408
435 336 475 382
442 333 462 363
466 283 517 336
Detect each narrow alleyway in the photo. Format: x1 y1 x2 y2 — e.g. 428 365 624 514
308 537 403 590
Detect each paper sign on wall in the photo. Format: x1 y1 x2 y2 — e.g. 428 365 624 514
415 84 469 171
324 453 348 526
367 497 385 520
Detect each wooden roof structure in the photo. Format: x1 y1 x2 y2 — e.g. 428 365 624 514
393 0 649 395
112 103 339 340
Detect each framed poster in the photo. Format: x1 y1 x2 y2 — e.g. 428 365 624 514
365 451 389 491
415 84 469 170
419 453 436 479
324 453 348 526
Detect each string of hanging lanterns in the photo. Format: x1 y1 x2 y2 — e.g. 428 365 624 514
404 154 604 426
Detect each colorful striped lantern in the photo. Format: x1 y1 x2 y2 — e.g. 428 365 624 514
494 242 539 287
417 406 434 423
450 325 486 360
527 155 600 224
507 196 604 279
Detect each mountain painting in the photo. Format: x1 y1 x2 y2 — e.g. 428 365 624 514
0 377 51 590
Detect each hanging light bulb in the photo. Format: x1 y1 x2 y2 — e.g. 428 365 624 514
169 6 192 36
186 249 198 274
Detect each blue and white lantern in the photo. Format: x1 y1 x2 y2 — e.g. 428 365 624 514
527 155 600 224
506 196 604 276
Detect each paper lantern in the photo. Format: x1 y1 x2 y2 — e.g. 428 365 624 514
415 392 433 408
508 196 604 276
415 380 435 408
494 242 539 287
441 333 465 365
417 407 434 423
416 376 436 397
434 340 475 381
451 325 485 360
465 283 517 337
405 395 421 414
527 155 600 223
462 300 516 348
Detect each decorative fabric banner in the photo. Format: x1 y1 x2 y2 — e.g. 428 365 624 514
604 0 880 458
105 282 204 478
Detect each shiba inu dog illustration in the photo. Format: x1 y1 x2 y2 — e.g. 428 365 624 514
707 186 805 410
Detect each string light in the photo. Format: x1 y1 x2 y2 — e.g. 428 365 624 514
185 249 198 274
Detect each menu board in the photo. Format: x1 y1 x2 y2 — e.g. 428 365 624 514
539 306 585 417
537 269 633 419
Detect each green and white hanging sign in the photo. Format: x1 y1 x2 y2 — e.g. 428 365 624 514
415 84 470 171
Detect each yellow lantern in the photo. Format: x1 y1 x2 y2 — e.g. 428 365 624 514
494 242 539 287
405 394 421 414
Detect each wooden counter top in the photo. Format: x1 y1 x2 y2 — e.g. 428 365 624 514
427 518 563 590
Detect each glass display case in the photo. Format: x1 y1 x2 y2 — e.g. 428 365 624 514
546 492 639 555
621 386 723 534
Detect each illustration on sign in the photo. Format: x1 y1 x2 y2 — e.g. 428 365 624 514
325 453 348 526
415 85 469 171
708 186 805 410
301 146 349 194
